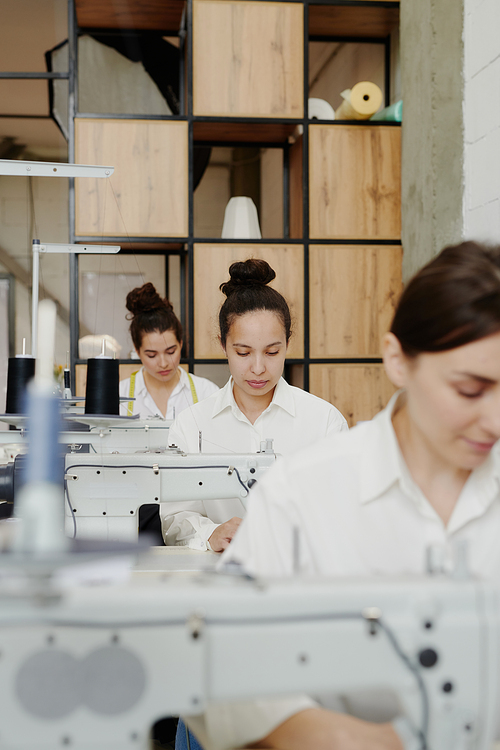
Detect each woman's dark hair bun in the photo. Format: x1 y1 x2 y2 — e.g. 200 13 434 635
126 282 181 350
220 258 276 297
218 258 292 346
126 282 173 315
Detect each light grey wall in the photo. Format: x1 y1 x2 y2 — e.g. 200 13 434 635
400 0 465 280
0 175 70 361
463 0 500 241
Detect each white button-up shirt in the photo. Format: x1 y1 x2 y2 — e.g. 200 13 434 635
223 390 500 577
118 367 218 419
185 393 500 750
161 377 348 549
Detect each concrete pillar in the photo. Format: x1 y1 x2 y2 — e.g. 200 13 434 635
400 0 464 279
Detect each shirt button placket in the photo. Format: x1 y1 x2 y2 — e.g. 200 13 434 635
251 428 259 453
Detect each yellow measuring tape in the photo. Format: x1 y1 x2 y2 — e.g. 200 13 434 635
127 369 198 416
127 370 138 416
188 372 199 404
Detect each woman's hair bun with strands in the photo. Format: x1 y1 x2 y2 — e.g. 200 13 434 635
126 282 173 316
126 282 181 350
218 258 292 346
220 259 276 297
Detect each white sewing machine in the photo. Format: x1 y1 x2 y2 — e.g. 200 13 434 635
0 412 277 541
0 412 173 454
63 448 276 540
0 559 498 750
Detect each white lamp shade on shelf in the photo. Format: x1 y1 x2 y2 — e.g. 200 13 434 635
221 196 262 239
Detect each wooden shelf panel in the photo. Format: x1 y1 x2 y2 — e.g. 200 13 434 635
309 244 402 358
194 243 304 359
193 120 299 144
193 0 304 119
309 124 401 240
309 4 399 39
289 135 303 239
75 118 188 238
309 363 396 428
76 1 398 37
75 0 185 31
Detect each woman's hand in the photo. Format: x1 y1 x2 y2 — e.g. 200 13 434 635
208 517 243 552
250 708 404 750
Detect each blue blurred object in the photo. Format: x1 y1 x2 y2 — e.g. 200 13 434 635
22 385 64 486
176 718 204 750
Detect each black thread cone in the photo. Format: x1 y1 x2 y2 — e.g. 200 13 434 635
85 358 119 415
5 357 35 414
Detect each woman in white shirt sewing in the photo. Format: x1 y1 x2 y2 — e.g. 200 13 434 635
181 241 500 750
119 283 218 545
119 282 218 419
162 258 348 552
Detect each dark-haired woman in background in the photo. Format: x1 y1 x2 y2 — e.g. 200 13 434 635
162 259 348 552
119 282 218 419
119 283 219 554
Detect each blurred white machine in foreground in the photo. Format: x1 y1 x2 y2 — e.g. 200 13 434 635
3 300 498 750
0 567 498 750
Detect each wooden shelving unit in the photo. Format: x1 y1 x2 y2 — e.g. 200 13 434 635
70 0 401 425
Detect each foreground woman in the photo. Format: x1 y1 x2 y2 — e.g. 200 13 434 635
184 241 500 750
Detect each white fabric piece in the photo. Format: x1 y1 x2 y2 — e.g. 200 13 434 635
308 97 335 120
119 367 218 419
161 377 348 548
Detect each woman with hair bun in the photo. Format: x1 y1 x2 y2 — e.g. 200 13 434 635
119 282 218 419
162 258 347 552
